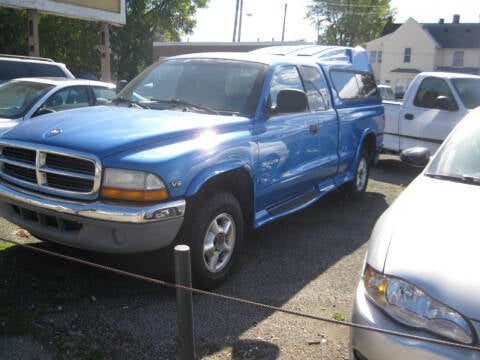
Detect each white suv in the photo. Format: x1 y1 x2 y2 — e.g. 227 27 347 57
0 54 74 83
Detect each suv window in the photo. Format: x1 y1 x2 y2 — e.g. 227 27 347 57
0 58 72 82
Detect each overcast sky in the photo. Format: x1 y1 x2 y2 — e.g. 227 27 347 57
181 0 480 43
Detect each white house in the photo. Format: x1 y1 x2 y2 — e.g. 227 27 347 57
366 15 480 96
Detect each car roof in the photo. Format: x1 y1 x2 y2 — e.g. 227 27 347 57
167 51 320 66
418 71 480 79
8 77 115 88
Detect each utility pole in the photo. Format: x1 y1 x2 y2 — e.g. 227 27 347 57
281 2 287 42
232 0 240 42
237 0 244 42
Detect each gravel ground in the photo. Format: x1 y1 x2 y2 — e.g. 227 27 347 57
0 155 421 359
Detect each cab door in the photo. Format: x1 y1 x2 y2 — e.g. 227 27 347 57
399 77 467 154
255 64 337 221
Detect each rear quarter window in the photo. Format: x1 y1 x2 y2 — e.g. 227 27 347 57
330 70 378 100
0 60 28 81
0 60 67 82
25 63 67 77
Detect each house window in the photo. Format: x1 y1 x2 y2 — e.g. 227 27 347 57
370 51 382 64
453 51 464 67
403 48 411 63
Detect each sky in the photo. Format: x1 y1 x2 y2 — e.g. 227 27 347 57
182 0 480 43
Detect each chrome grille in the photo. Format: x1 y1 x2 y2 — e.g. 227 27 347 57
0 141 101 200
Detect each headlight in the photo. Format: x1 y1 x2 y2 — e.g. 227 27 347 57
364 264 474 344
101 168 168 202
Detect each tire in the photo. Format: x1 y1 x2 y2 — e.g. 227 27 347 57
180 190 244 289
345 148 370 201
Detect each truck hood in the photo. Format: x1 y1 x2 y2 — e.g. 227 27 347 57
0 106 250 157
367 176 480 320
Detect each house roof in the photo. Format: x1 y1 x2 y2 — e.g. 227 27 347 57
423 23 480 49
391 68 422 74
436 66 480 75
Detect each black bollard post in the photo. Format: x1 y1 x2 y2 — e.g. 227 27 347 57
174 244 196 360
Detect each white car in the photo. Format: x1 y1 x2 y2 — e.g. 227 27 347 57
0 77 116 134
350 108 480 359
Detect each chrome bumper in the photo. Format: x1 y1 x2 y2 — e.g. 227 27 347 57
0 181 185 224
0 181 186 253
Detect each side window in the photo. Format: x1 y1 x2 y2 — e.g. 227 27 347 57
41 86 90 111
269 65 304 109
300 65 329 111
330 70 378 100
92 86 116 105
414 77 458 110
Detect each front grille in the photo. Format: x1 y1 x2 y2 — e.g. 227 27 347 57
0 142 101 200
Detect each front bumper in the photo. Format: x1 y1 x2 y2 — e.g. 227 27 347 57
0 181 185 253
350 281 480 360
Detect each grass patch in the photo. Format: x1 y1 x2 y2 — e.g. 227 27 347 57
0 242 14 251
332 312 346 321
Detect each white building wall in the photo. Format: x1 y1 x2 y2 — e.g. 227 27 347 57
438 48 480 68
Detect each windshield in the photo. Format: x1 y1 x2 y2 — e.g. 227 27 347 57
117 58 267 117
426 118 480 182
451 78 480 109
0 81 53 119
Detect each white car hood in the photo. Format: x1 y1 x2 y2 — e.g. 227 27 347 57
0 117 20 135
368 175 480 320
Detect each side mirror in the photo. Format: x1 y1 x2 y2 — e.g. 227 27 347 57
116 80 128 94
434 95 458 111
400 147 431 167
271 89 308 115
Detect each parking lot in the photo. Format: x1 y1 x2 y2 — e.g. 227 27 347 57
0 155 422 359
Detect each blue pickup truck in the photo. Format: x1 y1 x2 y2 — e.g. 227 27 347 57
0 46 383 288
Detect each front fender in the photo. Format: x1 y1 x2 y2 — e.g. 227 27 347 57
185 161 253 197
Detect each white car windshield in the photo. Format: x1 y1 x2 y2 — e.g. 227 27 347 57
426 119 480 183
0 81 53 119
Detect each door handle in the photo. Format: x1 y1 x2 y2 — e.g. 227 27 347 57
309 124 318 135
404 113 414 120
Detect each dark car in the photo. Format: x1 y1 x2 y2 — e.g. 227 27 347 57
0 54 74 83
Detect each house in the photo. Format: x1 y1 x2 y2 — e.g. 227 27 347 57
366 15 480 96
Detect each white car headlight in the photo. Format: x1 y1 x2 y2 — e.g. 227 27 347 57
101 168 168 202
364 264 474 344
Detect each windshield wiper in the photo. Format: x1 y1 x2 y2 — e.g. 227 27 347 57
150 98 219 115
425 173 480 185
112 97 150 109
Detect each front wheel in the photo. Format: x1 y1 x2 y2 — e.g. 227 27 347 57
181 191 244 289
345 148 370 200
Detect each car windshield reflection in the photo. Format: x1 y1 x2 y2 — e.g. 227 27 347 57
0 81 53 119
426 119 480 181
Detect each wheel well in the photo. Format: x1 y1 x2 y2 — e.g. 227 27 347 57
188 168 254 227
362 133 377 165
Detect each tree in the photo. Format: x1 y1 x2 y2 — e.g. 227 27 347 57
0 0 208 81
307 0 394 46
0 7 28 54
111 0 208 81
